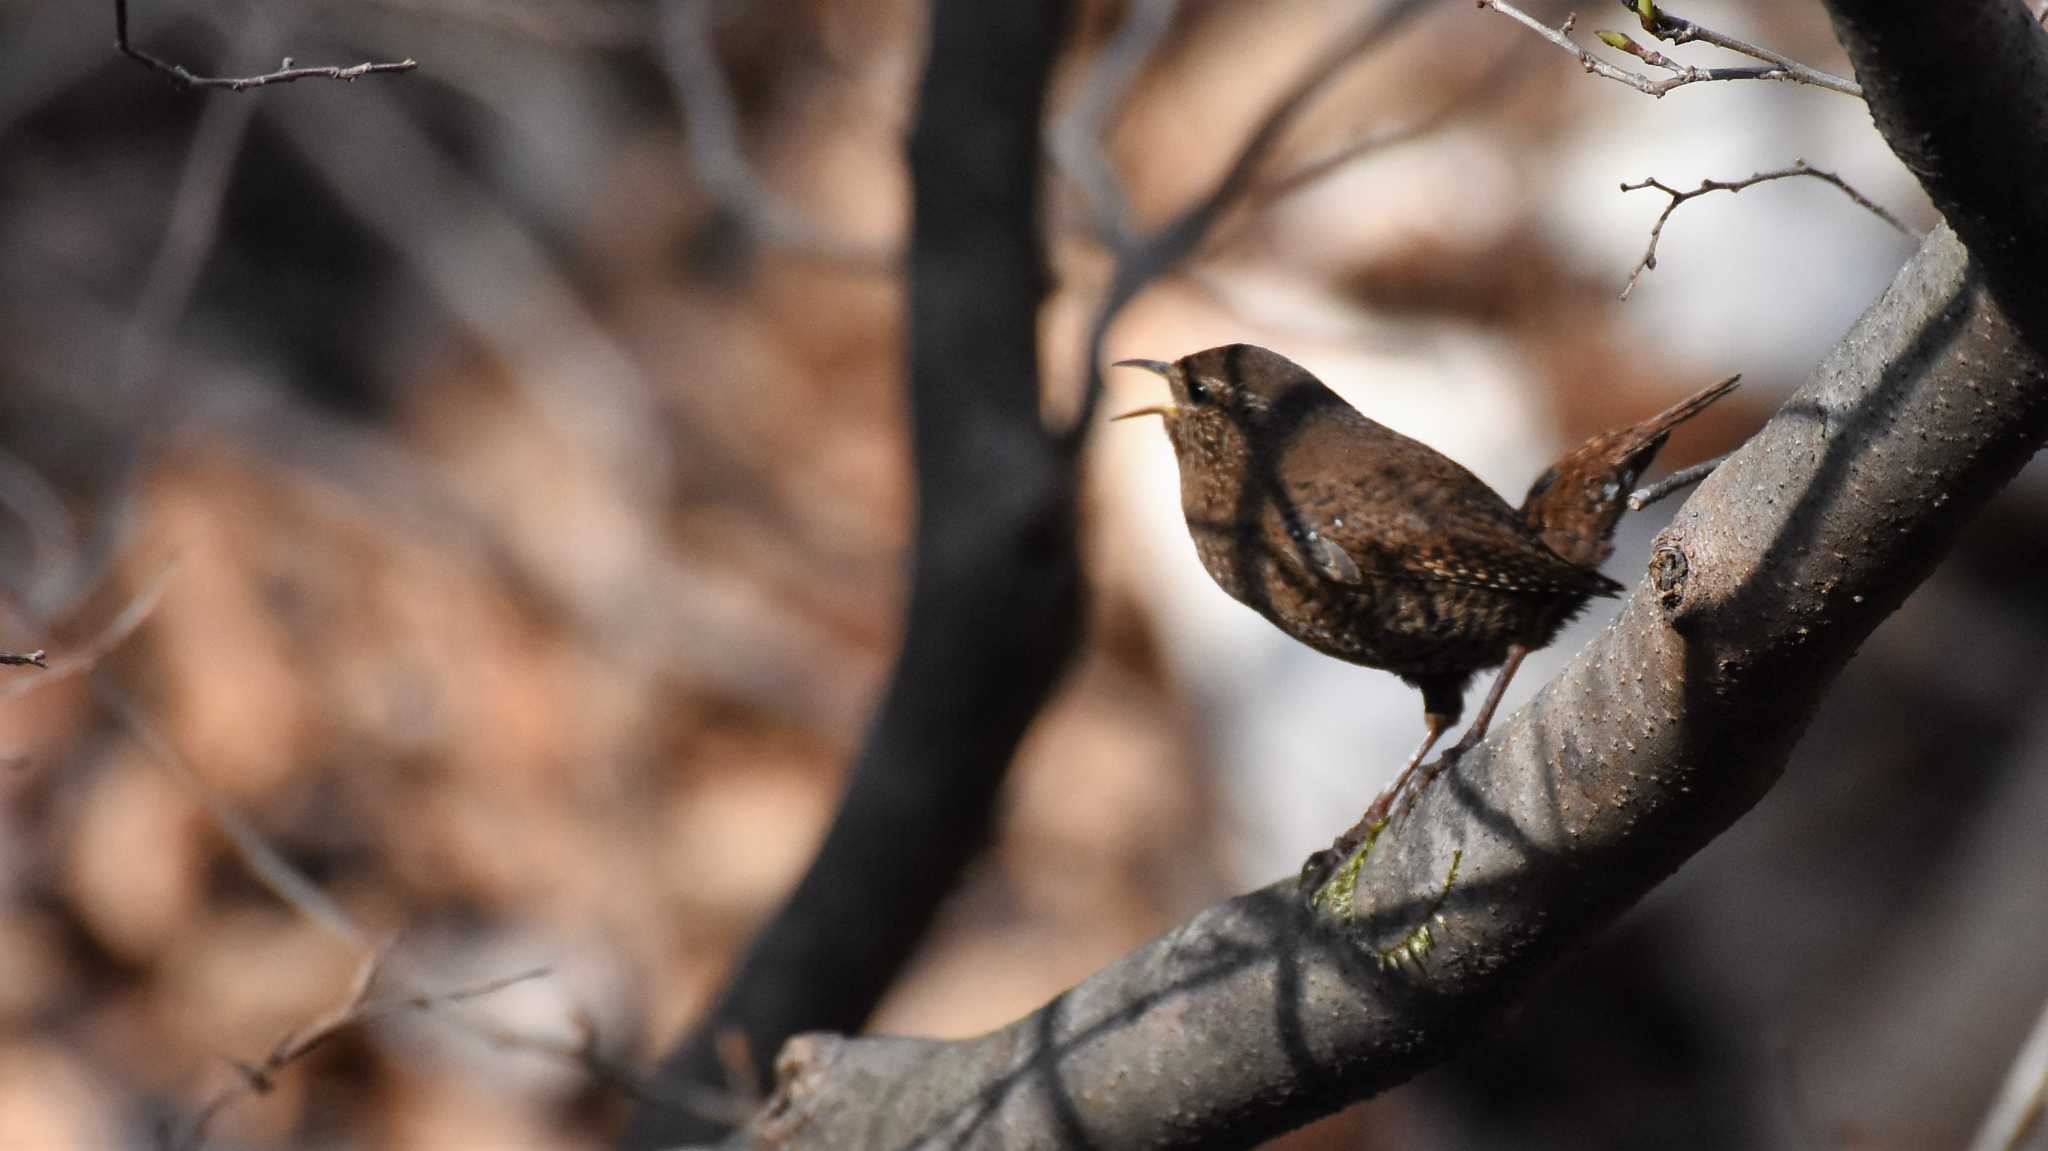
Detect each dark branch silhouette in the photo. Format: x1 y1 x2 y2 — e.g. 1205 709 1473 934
619 4 1073 1145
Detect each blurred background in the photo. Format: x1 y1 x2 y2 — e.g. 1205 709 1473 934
1 0 2043 1147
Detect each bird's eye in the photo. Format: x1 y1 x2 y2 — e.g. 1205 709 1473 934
1185 376 1212 404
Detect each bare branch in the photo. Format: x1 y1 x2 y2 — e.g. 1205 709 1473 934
0 447 83 616
466 1009 754 1128
1626 451 1726 511
1049 0 1181 247
1618 160 1914 299
1622 0 1863 97
260 60 681 497
1228 39 1530 236
654 0 894 271
96 676 745 1133
114 0 416 91
100 681 370 948
1476 1 1857 99
0 563 177 705
117 62 261 405
1066 0 1437 443
164 946 550 1151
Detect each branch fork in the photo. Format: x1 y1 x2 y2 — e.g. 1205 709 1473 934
1477 0 1861 98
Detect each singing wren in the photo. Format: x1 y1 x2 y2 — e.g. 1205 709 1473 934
1115 343 1736 829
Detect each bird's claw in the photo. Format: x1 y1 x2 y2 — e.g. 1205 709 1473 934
1298 846 1340 891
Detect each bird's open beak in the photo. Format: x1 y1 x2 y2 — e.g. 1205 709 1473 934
1110 359 1177 422
1112 358 1174 378
1110 403 1178 422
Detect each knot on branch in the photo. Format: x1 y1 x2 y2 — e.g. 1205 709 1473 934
1649 536 1692 617
757 1034 835 1144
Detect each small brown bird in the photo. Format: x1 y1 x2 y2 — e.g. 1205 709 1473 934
1115 344 1736 827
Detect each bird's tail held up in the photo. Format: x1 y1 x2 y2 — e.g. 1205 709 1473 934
1519 374 1741 570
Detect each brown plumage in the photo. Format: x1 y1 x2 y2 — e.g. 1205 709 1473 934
1519 377 1742 570
1115 344 1736 827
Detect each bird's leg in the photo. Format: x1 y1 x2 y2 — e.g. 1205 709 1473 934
1402 645 1531 814
1450 644 1528 754
1362 714 1452 829
1301 711 1454 890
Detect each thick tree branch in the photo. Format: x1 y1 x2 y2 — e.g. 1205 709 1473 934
732 214 2048 1151
1819 0 2048 347
711 5 2048 1135
619 5 1074 1146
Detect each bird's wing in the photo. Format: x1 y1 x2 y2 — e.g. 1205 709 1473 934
1268 412 1622 598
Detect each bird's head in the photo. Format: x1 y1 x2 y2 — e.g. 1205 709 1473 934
1110 343 1330 457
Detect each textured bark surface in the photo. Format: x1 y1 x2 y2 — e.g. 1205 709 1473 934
1822 0 2048 343
732 220 2048 1148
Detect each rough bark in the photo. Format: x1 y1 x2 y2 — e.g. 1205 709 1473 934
620 4 1073 1146
727 220 2048 1150
1821 0 2048 344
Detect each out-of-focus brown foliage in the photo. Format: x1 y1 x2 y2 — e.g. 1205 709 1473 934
0 1 2039 1148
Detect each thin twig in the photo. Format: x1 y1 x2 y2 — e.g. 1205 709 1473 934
117 54 262 404
1476 1 1857 99
470 1010 754 1127
114 0 416 91
1218 37 1530 248
1049 0 1181 247
0 563 177 705
1065 0 1436 444
251 44 683 498
0 446 83 616
1621 0 1863 97
1627 452 1727 510
654 0 893 271
165 945 551 1151
0 650 46 668
1617 160 1915 298
100 681 370 949
98 682 743 1130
